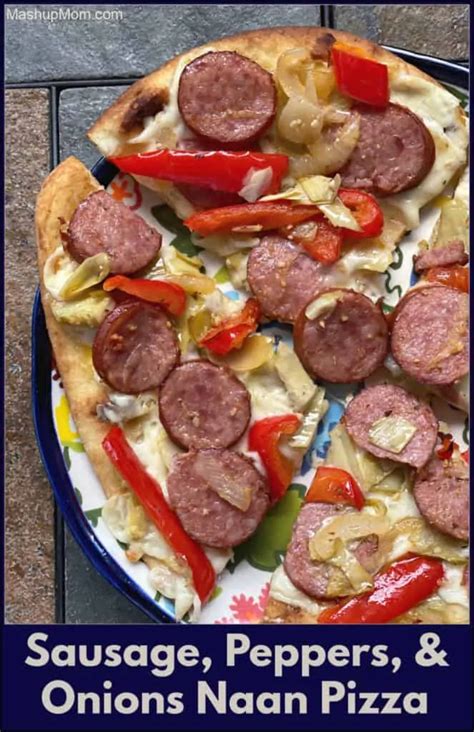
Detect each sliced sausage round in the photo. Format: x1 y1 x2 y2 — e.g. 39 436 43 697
414 240 468 273
178 51 276 145
92 301 179 393
67 190 162 275
340 103 435 196
284 502 379 600
391 285 468 385
167 449 270 548
344 384 438 469
159 360 251 450
294 289 388 383
414 453 469 541
247 236 331 323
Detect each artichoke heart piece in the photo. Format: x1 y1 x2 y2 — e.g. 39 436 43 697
325 423 401 494
325 539 374 595
288 388 328 450
59 253 110 300
274 341 316 411
260 175 339 206
368 416 417 454
50 290 113 327
163 246 204 275
432 197 468 249
299 174 340 204
318 197 361 232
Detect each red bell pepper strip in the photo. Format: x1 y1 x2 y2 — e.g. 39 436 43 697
290 217 344 264
284 189 383 263
436 432 456 461
248 414 301 502
102 426 215 603
198 299 260 356
103 275 186 317
109 149 289 196
305 466 365 510
184 201 319 236
461 449 469 464
338 188 384 239
318 555 444 624
331 45 389 107
424 265 469 293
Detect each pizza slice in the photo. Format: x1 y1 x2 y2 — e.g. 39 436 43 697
88 26 467 230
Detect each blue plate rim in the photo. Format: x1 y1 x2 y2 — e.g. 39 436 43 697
31 49 468 625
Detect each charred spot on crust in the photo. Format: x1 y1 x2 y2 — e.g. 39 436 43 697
311 32 336 60
120 89 169 132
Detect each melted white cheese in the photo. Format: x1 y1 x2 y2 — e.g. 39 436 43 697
386 73 468 228
454 165 469 209
437 564 469 608
97 392 157 424
123 403 180 497
204 289 244 319
269 565 323 614
241 365 295 421
369 486 420 524
129 46 218 149
43 245 79 300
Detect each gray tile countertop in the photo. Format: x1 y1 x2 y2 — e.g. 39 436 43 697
335 4 469 59
5 3 469 625
6 4 322 82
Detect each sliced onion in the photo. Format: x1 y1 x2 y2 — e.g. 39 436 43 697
313 63 336 102
214 334 273 373
309 513 390 561
276 47 312 99
307 112 360 176
278 95 324 144
364 498 388 517
324 107 352 125
194 452 253 511
305 290 345 320
327 539 374 593
289 152 324 179
394 518 468 564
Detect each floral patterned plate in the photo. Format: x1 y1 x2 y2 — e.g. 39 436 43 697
32 53 468 624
